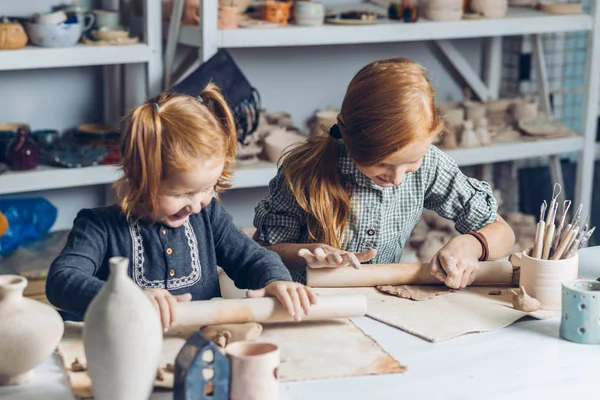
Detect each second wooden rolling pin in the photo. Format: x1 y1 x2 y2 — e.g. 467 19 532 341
306 259 517 288
175 294 367 327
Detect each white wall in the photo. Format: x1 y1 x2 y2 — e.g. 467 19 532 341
0 0 482 230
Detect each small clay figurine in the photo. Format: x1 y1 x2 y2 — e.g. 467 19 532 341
459 120 480 148
511 286 541 312
475 117 491 145
70 358 87 372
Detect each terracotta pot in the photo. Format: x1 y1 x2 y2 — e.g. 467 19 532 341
218 6 239 29
509 250 578 311
83 257 163 400
226 341 280 400
262 1 293 25
470 0 508 17
0 275 64 385
0 21 28 50
560 280 600 344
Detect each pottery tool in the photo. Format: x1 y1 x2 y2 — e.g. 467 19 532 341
532 200 547 259
550 200 571 256
544 183 561 235
563 226 586 260
306 259 515 288
174 294 367 327
541 201 558 259
550 224 577 260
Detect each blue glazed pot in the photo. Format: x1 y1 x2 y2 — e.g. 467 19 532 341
560 280 600 344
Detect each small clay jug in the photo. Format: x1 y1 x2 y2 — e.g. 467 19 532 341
83 257 163 400
6 127 40 171
0 17 28 50
0 275 64 385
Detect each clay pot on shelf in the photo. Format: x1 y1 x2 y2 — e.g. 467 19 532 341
422 0 463 21
6 127 40 171
509 250 579 311
294 1 325 26
0 275 64 386
470 0 508 18
464 101 486 122
218 6 239 29
226 341 280 400
0 18 28 50
263 129 306 163
262 1 293 25
83 257 163 400
512 97 539 121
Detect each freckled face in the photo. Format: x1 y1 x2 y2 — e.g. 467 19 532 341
355 138 433 188
156 156 224 228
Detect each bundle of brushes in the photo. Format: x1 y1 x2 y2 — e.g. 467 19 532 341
531 183 595 260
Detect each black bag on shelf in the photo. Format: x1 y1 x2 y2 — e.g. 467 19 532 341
170 49 261 144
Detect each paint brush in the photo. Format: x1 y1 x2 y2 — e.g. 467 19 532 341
532 200 547 259
542 201 558 259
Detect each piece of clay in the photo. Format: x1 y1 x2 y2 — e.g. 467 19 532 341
511 286 541 312
156 368 164 381
199 322 263 344
488 289 502 295
71 358 87 372
165 363 174 373
377 285 453 301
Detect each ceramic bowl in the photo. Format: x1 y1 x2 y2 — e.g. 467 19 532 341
92 27 129 40
25 21 81 47
424 6 463 21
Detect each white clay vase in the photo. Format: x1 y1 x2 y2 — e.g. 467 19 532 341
226 341 280 400
83 257 163 400
0 275 64 385
509 250 579 311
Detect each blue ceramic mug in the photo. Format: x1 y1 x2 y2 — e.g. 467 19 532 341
560 280 600 344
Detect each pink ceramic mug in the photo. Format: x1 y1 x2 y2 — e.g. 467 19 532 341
226 341 280 400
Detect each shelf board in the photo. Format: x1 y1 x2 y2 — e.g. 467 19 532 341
0 44 152 71
0 160 279 196
445 136 584 167
179 8 593 48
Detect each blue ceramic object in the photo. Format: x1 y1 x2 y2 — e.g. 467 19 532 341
173 332 230 400
25 21 81 47
560 280 600 344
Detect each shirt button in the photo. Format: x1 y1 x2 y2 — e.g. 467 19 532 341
166 248 173 255
367 228 376 236
161 228 167 235
169 269 175 277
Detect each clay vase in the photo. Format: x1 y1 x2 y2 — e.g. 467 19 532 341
560 280 600 344
0 275 64 385
509 250 578 311
226 341 280 400
470 0 508 17
83 257 163 400
6 127 40 171
0 20 28 50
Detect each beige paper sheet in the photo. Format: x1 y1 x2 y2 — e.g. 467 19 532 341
57 319 405 399
316 287 560 343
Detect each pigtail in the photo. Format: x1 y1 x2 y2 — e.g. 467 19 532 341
114 100 164 219
281 132 351 249
199 83 237 193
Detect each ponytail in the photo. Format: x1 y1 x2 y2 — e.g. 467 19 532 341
115 102 164 220
281 126 351 249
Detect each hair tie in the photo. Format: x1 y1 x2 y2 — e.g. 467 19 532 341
153 103 160 112
197 95 204 104
329 124 342 140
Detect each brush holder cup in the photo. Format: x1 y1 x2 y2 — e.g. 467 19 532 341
560 280 600 344
509 250 579 311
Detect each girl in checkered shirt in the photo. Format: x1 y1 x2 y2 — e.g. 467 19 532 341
254 58 515 289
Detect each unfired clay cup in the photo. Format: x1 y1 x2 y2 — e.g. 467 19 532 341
509 250 579 311
226 341 280 400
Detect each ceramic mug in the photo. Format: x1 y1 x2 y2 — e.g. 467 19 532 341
509 250 579 311
294 1 325 26
93 10 120 29
560 280 600 344
226 341 280 400
62 5 95 32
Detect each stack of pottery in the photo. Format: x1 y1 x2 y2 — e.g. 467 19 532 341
421 0 463 21
470 0 508 18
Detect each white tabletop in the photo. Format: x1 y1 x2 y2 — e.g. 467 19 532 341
3 248 600 400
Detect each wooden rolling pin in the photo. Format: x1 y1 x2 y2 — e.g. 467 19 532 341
306 259 516 288
175 294 367 327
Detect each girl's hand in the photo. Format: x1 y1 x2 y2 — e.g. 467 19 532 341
144 289 192 331
246 281 318 321
429 234 482 289
297 245 377 269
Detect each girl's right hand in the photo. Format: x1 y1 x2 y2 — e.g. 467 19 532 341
297 245 376 269
144 289 192 331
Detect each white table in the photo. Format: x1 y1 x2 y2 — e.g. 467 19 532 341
3 248 599 400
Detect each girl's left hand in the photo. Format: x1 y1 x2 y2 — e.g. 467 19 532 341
246 281 318 321
429 234 482 289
